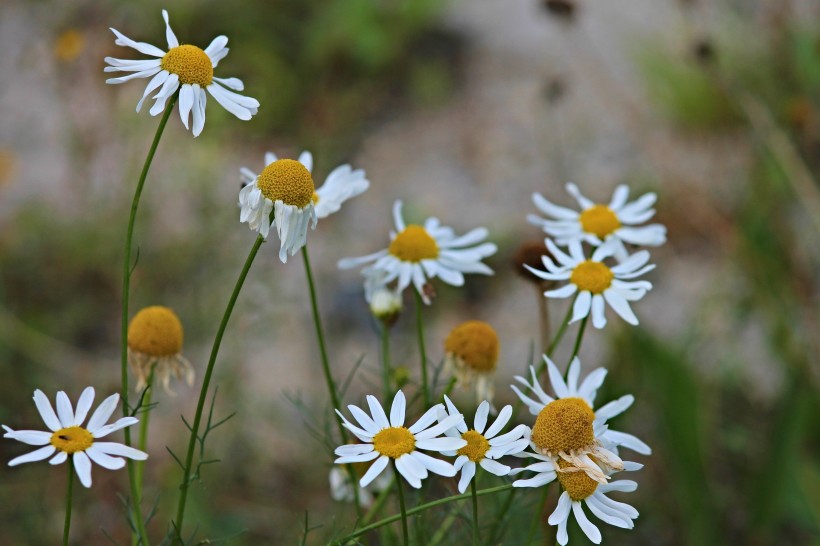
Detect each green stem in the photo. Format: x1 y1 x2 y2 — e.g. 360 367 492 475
470 479 479 546
121 93 177 546
568 315 588 365
394 463 409 546
63 461 74 546
135 371 154 495
442 376 457 400
413 289 430 407
335 484 514 544
301 246 361 514
172 235 264 543
381 324 392 401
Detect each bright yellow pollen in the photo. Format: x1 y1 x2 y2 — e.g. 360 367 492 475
557 459 598 501
372 427 416 459
160 45 213 86
50 426 93 454
444 321 499 373
532 397 595 454
128 306 184 357
579 205 620 238
389 225 439 262
457 430 490 462
256 159 315 208
570 261 614 294
312 191 320 204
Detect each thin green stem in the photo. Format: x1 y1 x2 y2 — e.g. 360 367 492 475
381 325 391 401
172 235 264 543
300 246 361 514
568 315 588 366
335 484 514 544
121 93 177 546
135 371 154 494
413 289 430 407
442 376 457 400
394 463 409 546
63 461 74 546
470 479 479 546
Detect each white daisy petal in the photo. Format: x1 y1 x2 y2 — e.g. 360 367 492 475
571 290 592 323
91 442 148 461
411 451 456 476
572 502 602 544
359 455 389 488
474 402 490 434
73 387 95 427
457 461 476 493
49 451 68 465
390 391 406 427
8 445 56 467
366 396 390 429
479 458 510 476
85 445 126 470
73 451 93 488
3 429 52 446
91 417 139 439
549 491 573 525
484 405 513 439
55 392 75 428
161 10 179 49
86 394 120 434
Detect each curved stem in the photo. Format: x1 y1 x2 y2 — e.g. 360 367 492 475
568 315 588 365
470 479 479 546
394 463 409 546
121 94 177 546
63 461 74 546
335 484 514 544
413 289 430 407
172 235 264 543
301 246 361 514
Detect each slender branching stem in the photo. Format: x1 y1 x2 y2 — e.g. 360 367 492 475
394 463 409 546
63 461 74 546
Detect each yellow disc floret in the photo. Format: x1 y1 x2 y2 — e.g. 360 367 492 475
312 191 320 204
444 321 499 373
372 427 416 459
579 205 620 238
160 44 213 86
50 426 93 454
389 225 439 262
556 459 599 501
457 430 490 462
570 261 614 294
256 159 315 208
532 397 595 454
128 306 184 357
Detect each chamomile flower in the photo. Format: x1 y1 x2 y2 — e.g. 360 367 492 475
334 390 467 489
511 356 651 485
437 397 529 493
528 183 666 260
127 305 193 393
311 161 370 219
329 460 392 507
444 321 500 403
527 239 654 329
3 387 147 488
105 10 259 137
238 151 317 262
338 200 497 304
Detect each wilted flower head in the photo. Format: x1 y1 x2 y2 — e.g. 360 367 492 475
127 305 193 393
444 320 500 403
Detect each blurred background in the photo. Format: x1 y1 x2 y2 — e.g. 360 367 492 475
1 0 818 544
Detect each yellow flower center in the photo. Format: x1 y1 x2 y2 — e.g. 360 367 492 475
444 320 499 373
532 397 595 454
50 426 93 454
372 427 416 459
579 205 620 238
570 261 614 294
312 191 320 204
128 306 184 357
389 225 439 262
256 159 315 208
556 459 599 501
457 430 490 462
160 44 213 86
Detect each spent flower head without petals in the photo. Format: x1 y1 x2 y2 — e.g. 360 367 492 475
444 320 500 403
238 150 318 262
127 305 194 393
527 239 654 329
528 183 666 260
334 390 467 489
338 200 497 304
3 387 147 488
105 10 259 136
437 397 529 493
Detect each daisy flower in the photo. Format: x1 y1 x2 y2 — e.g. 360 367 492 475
329 460 392 507
437 397 529 493
3 387 148 488
443 321 500 404
514 452 643 545
511 356 650 484
333 390 467 489
105 10 259 137
238 151 318 262
526 239 654 329
528 183 666 260
128 305 193 393
338 200 497 304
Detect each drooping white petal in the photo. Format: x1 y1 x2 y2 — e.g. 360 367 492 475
90 442 148 461
8 445 56 466
73 451 93 487
572 502 602 544
359 455 389 488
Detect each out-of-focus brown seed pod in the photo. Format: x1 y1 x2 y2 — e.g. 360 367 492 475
541 0 577 22
692 39 716 65
512 240 554 286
